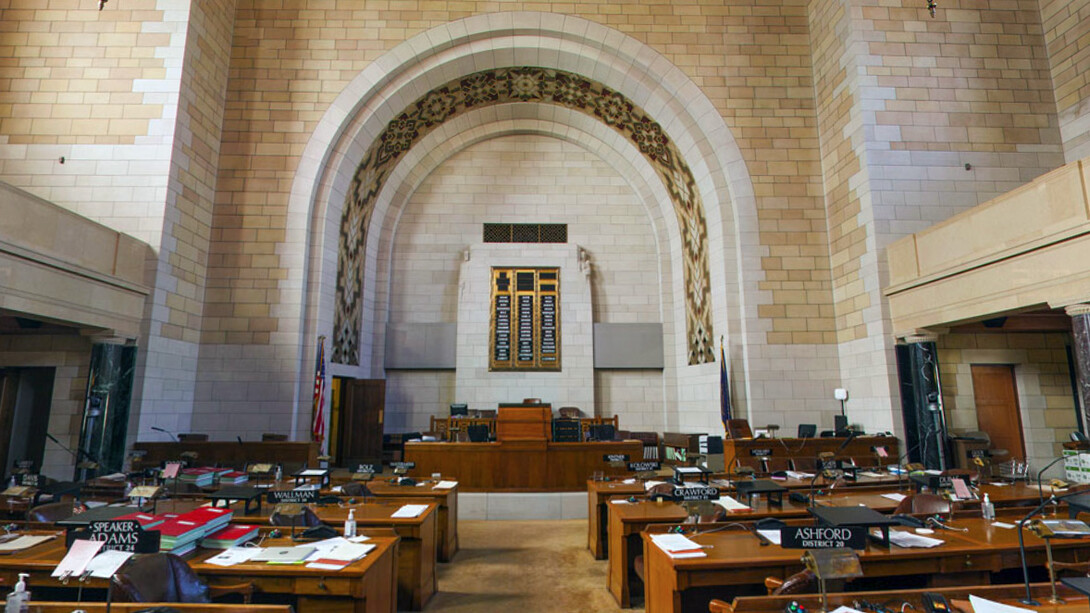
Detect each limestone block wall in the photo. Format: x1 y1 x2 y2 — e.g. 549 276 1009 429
937 332 1078 477
1039 0 1090 161
0 334 91 481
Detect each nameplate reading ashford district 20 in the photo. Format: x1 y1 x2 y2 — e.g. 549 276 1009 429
603 454 630 463
780 526 866 550
749 449 772 457
674 487 720 501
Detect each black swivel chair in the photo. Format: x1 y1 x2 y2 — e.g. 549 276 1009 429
467 424 491 442
797 424 817 438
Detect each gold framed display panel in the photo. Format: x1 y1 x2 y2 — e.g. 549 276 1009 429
489 267 561 371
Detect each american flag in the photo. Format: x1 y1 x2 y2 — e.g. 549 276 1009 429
312 336 326 448
719 336 732 426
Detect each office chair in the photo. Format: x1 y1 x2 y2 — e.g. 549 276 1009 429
26 501 87 523
341 481 372 497
269 505 322 528
765 569 817 595
112 553 253 603
893 493 951 515
797 424 817 438
467 424 491 442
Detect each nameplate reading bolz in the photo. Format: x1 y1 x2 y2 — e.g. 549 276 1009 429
19 474 40 487
70 520 161 553
603 454 630 463
15 460 34 470
390 462 415 470
968 449 989 459
780 526 865 550
674 487 720 501
627 461 661 472
266 489 319 504
356 464 378 474
749 449 772 457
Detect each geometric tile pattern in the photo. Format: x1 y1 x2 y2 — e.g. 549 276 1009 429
333 67 716 366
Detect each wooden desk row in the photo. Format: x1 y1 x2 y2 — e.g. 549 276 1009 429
605 481 1063 610
0 531 399 613
404 440 643 491
642 514 1090 613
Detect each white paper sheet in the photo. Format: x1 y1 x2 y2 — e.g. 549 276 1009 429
881 493 907 502
52 539 104 577
887 530 944 548
756 529 782 545
432 480 458 489
830 606 866 613
85 550 133 578
0 535 54 553
648 533 706 558
969 595 1036 613
298 469 327 477
609 499 631 505
991 521 1016 529
205 547 263 567
644 480 669 491
391 504 428 518
786 471 814 480
713 496 751 512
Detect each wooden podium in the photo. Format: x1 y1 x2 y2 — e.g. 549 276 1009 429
496 403 551 442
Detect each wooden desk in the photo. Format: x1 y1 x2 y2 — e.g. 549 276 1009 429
404 440 642 491
27 604 293 613
363 480 458 562
722 435 900 467
604 482 1054 608
0 532 398 613
146 499 437 611
711 583 1086 613
131 441 319 471
641 515 1090 613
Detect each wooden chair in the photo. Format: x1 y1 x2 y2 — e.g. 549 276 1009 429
893 493 951 515
26 501 87 523
764 569 817 595
112 553 253 604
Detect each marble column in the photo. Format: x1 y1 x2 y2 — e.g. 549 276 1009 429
1066 304 1090 432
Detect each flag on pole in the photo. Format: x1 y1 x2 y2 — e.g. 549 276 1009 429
719 336 732 426
312 336 327 448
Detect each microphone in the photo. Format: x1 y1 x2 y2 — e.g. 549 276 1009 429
237 436 244 445
1015 489 1090 605
1036 455 1068 508
150 426 179 442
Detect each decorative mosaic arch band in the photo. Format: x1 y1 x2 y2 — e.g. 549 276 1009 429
333 67 715 366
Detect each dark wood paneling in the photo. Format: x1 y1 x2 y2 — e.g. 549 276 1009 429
340 378 385 465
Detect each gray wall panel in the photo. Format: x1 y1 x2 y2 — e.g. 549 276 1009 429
593 323 664 369
385 322 457 369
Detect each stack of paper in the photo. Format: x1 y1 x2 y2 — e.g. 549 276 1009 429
178 467 216 488
648 533 707 559
881 493 907 502
0 534 54 553
221 471 249 485
84 550 134 578
432 480 458 489
785 471 814 480
177 506 234 534
713 496 751 512
205 546 262 567
202 524 259 549
305 538 376 570
392 504 428 518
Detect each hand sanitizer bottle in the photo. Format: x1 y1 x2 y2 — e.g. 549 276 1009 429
274 464 283 483
6 573 30 613
344 509 357 538
981 493 995 520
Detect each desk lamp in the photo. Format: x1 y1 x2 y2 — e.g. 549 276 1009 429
801 548 862 613
765 424 780 440
272 503 307 540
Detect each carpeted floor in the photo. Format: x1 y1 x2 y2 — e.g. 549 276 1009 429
421 519 637 612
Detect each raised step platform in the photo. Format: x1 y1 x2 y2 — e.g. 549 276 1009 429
458 492 588 520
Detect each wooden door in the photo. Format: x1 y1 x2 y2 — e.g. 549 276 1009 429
970 364 1026 461
338 378 385 466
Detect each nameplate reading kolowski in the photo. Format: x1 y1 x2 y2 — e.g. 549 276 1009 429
70 520 160 553
266 489 319 504
780 526 865 550
749 449 772 457
603 454 630 463
674 487 720 501
627 461 661 472
390 462 415 470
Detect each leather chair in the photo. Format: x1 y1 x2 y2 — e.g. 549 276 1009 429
725 419 753 439
793 457 819 472
269 505 322 528
765 457 792 474
26 501 86 523
340 481 372 497
733 457 764 476
893 493 951 515
764 569 817 595
112 553 252 604
645 483 675 500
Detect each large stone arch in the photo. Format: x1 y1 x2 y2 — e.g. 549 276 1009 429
284 13 762 435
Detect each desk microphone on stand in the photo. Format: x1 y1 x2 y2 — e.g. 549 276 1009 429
1016 489 1088 605
150 426 179 442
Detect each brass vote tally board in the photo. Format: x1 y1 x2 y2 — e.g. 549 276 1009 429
489 267 561 371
